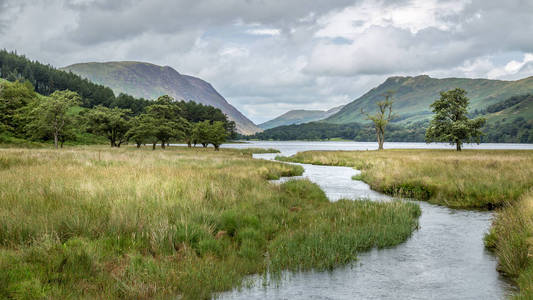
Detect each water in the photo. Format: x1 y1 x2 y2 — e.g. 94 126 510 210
214 141 529 300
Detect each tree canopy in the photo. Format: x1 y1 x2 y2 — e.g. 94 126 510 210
26 90 81 148
361 92 394 150
425 88 486 151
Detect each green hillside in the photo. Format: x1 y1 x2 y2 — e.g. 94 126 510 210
327 75 533 125
259 105 343 129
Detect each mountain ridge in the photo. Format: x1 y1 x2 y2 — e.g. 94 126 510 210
326 74 533 125
258 105 344 129
62 61 262 135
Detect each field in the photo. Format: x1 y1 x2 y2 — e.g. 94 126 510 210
279 149 533 298
0 146 420 299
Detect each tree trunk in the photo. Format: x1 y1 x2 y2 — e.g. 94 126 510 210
187 141 192 148
136 142 141 148
376 128 383 150
54 133 58 149
214 144 220 151
161 141 166 149
202 143 208 148
152 143 156 150
456 140 462 151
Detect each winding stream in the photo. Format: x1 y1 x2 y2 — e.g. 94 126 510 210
216 142 533 299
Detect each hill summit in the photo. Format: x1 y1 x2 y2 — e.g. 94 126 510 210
326 74 533 125
62 61 261 135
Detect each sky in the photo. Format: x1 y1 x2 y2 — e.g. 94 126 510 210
1 0 533 124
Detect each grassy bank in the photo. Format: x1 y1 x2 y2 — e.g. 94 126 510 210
485 189 533 299
278 149 533 209
278 149 533 298
0 146 420 299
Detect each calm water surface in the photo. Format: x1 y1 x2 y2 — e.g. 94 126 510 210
215 142 532 300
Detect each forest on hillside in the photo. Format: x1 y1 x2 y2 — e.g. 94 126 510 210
0 50 236 148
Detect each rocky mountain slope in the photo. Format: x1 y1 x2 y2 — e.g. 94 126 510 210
62 61 261 134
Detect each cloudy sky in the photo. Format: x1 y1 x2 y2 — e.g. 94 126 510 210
1 0 533 123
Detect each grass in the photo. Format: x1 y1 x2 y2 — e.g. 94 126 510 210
278 148 533 298
231 147 281 155
0 146 420 299
485 189 533 299
278 149 533 209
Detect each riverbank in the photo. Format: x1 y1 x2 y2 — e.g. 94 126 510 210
278 149 533 298
0 146 420 299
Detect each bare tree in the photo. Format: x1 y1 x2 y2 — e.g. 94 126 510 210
361 92 394 150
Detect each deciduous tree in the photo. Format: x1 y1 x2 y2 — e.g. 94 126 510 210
26 90 80 148
361 92 394 150
425 88 486 151
85 106 131 147
208 121 228 151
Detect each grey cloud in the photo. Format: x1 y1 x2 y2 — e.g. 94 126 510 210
1 0 533 123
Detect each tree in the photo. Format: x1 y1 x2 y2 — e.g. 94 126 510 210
126 114 156 148
208 121 228 151
144 95 187 149
425 88 486 151
193 121 211 147
85 106 131 147
361 92 394 150
26 90 80 148
0 80 36 136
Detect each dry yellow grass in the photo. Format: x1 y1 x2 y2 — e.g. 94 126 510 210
279 149 533 208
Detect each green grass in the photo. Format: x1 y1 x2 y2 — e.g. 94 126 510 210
485 189 533 299
279 149 533 298
0 146 420 299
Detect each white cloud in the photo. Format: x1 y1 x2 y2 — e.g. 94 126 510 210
488 53 533 79
246 28 281 36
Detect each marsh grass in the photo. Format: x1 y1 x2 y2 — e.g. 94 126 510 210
279 149 533 298
485 190 533 299
0 146 419 299
278 149 533 209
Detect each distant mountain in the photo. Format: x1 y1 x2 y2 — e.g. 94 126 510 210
326 75 533 125
259 105 344 130
62 61 261 135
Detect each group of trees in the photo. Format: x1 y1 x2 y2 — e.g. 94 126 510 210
0 50 236 149
0 80 234 149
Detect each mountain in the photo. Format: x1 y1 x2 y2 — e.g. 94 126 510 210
62 61 261 135
259 105 344 130
326 75 533 125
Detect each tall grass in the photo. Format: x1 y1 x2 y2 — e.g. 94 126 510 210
279 149 533 298
485 190 533 299
0 146 420 299
278 149 533 209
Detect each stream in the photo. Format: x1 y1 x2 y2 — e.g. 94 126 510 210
216 142 533 299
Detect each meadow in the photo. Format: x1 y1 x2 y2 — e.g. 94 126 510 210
0 146 420 299
278 149 533 298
